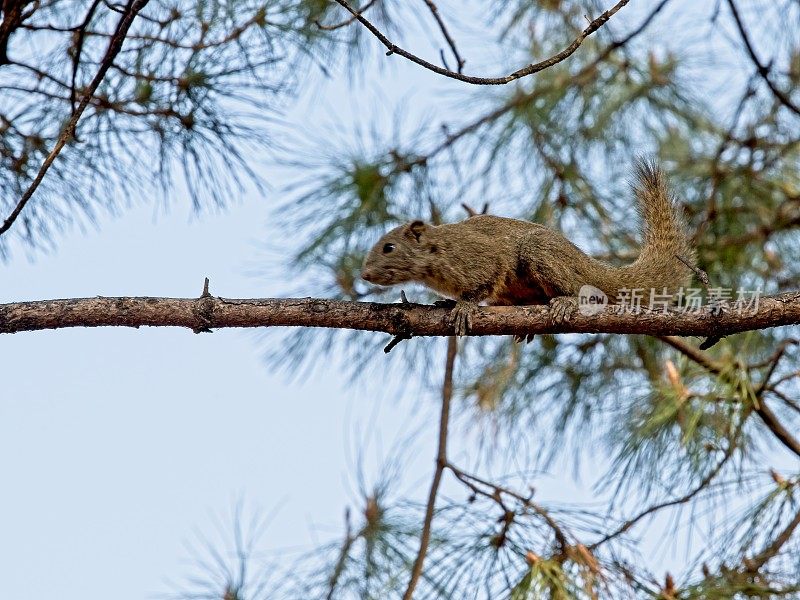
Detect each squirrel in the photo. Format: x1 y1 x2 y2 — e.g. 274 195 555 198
361 160 696 336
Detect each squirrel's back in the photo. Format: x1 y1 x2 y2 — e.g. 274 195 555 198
361 160 695 308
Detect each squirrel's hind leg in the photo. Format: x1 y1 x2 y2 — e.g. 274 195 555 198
451 300 479 336
549 296 578 324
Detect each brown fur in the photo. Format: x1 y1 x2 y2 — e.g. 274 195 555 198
361 161 695 308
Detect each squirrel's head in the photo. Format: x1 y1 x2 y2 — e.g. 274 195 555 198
362 220 432 285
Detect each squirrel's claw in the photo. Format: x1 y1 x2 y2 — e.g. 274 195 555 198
514 334 535 344
451 300 477 336
549 296 577 325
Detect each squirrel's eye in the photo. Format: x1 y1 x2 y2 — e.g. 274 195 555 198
382 243 395 254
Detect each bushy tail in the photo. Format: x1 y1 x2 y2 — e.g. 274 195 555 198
617 159 696 292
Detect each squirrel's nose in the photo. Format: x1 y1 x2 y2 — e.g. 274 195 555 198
362 268 376 282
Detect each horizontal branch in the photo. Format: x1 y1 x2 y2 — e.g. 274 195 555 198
1 291 799 338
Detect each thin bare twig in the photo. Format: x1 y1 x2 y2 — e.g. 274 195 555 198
693 74 758 245
766 387 800 415
0 0 151 238
326 508 355 600
657 335 724 374
0 0 35 64
592 0 671 60
754 339 798 388
315 0 376 31
402 335 456 600
331 0 630 85
589 436 737 549
420 0 464 73
447 463 570 551
725 0 800 117
70 0 103 115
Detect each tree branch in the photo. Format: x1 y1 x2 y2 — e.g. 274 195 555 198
752 400 800 460
447 463 571 552
589 435 737 550
657 335 725 374
402 336 456 600
1 292 799 337
331 0 629 85
378 0 672 175
743 505 800 573
0 0 150 238
659 331 800 460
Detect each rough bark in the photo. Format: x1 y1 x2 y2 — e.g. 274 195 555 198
1 291 799 338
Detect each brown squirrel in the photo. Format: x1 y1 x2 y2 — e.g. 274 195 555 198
361 160 695 335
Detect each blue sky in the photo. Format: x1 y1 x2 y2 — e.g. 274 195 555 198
0 15 451 595
2 1 795 598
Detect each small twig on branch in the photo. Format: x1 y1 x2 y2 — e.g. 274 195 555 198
402 335 456 600
460 202 488 217
192 276 214 333
331 0 630 85
383 329 411 353
447 463 570 551
384 290 414 352
676 255 709 287
420 0 465 73
674 255 723 349
0 0 151 238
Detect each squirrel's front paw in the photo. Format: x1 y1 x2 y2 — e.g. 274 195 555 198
450 300 478 336
549 296 577 325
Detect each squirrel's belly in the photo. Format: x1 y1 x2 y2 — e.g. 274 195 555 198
488 275 552 306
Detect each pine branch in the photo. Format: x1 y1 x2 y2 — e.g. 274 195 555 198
1 291 798 337
0 0 151 238
4 287 800 463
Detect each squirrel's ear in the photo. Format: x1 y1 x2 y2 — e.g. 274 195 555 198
405 220 427 242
